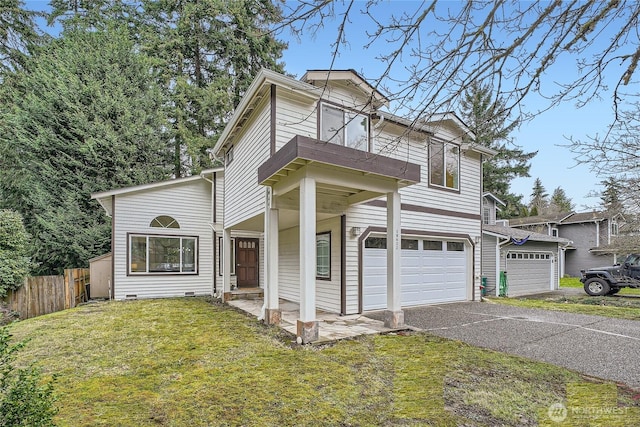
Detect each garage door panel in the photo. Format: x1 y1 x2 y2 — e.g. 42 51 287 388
363 238 468 310
506 253 552 296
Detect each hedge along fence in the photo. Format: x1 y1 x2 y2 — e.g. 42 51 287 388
4 268 90 319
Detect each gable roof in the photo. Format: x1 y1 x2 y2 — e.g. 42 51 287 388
483 192 506 206
91 168 222 216
423 111 475 139
560 211 607 224
213 69 321 155
509 210 620 227
508 212 574 227
301 69 389 108
483 224 571 244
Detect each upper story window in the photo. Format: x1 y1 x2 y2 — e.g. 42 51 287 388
429 141 460 190
320 103 369 151
611 221 619 236
483 207 491 225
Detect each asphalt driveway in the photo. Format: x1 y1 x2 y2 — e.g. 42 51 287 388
371 301 640 390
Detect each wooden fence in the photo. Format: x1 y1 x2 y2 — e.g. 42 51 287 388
4 268 90 320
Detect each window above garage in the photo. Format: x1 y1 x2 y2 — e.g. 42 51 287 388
320 103 369 152
429 140 460 191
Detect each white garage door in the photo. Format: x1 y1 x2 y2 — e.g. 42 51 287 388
363 237 468 311
505 252 553 296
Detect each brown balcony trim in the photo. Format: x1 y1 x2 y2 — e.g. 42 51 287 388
258 135 421 185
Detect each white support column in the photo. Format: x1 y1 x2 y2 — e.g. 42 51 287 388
384 188 404 328
264 188 281 325
298 176 318 343
222 227 232 301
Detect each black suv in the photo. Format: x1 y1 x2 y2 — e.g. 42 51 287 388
580 254 640 296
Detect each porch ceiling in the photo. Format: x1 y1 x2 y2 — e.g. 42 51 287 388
258 136 421 202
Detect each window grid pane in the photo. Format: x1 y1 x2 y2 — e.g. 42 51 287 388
446 145 460 189
429 141 445 186
131 236 147 272
345 112 368 150
316 233 331 279
423 240 443 251
321 105 344 145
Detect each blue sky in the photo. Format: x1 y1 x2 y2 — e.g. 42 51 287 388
276 2 619 211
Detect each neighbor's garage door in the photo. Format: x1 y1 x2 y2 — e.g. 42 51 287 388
363 237 468 311
505 252 552 296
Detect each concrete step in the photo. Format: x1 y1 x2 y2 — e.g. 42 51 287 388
224 287 264 301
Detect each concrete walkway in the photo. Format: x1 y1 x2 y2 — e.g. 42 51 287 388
228 299 398 343
379 301 640 390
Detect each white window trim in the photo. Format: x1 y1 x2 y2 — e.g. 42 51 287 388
319 103 370 151
128 234 198 275
316 232 331 280
429 140 461 190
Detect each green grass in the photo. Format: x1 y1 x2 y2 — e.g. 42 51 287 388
7 298 640 426
488 277 640 320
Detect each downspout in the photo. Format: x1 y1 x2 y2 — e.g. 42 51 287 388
200 171 217 296
497 238 512 296
340 214 346 315
110 195 115 300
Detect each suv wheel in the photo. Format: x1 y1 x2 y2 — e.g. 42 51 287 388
584 278 610 296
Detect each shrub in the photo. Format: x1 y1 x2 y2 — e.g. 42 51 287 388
0 326 57 426
0 210 32 298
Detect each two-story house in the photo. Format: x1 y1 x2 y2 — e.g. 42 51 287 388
93 68 495 343
509 211 624 277
481 194 570 296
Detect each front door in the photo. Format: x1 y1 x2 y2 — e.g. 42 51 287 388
236 238 259 287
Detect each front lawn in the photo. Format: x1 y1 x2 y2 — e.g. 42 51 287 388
488 277 640 321
8 298 640 426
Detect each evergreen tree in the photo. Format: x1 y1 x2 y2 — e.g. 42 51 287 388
0 27 172 274
0 0 43 75
549 187 574 214
528 178 548 216
49 0 287 176
140 0 287 175
459 82 537 218
0 210 32 296
600 177 624 214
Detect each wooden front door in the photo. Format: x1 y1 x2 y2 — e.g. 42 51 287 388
236 238 259 287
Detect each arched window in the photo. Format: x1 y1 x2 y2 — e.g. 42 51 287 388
150 215 180 229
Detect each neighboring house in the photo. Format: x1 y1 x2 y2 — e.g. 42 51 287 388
509 211 624 277
481 194 570 296
93 68 496 343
